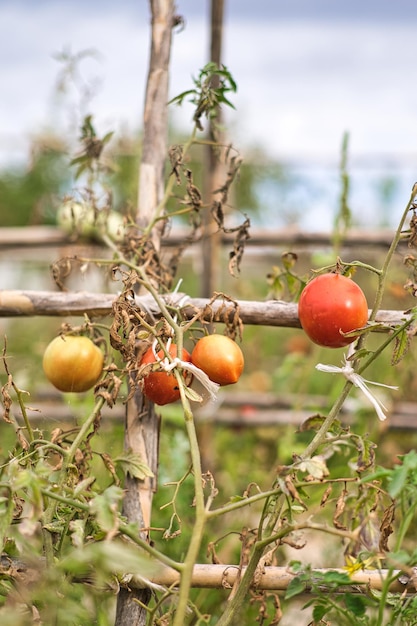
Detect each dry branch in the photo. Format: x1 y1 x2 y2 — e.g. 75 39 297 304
0 288 411 331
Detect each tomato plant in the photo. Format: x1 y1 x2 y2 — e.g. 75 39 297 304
191 334 244 385
43 335 104 392
298 272 369 348
140 343 192 405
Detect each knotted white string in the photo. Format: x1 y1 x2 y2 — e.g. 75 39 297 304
164 357 220 402
315 353 398 422
150 284 220 402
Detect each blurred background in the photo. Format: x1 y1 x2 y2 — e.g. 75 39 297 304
1 0 417 228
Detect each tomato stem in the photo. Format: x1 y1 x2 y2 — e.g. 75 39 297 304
171 373 208 626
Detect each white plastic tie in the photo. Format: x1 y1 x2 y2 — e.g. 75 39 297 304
151 283 218 401
165 357 220 402
315 355 398 422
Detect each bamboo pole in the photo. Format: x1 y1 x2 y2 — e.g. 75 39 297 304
142 564 415 594
1 555 413 594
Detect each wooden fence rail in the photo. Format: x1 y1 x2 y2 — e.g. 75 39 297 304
0 289 410 331
22 389 417 430
0 225 409 251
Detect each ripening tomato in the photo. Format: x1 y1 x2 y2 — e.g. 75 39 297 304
191 334 244 386
298 273 368 348
43 335 104 392
140 344 192 405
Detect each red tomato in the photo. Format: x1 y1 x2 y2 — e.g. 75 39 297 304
43 335 104 393
140 344 192 405
191 334 244 386
298 273 368 348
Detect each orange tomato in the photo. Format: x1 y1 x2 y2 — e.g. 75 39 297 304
191 335 244 386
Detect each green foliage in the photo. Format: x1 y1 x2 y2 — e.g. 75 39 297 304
169 62 237 130
0 144 69 226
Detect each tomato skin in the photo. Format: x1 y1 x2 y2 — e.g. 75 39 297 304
298 273 368 348
43 335 104 393
191 335 244 386
140 344 192 406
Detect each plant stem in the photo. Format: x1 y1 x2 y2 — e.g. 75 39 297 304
300 381 353 460
369 183 417 322
216 544 264 626
172 382 207 626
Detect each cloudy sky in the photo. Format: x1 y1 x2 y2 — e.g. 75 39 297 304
1 0 417 227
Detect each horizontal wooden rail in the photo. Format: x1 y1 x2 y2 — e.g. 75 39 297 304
144 564 415 594
0 289 410 331
0 554 413 593
0 226 407 251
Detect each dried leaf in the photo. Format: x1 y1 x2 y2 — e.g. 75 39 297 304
228 217 251 278
284 475 307 509
297 455 329 480
207 541 223 565
379 502 395 552
1 375 13 423
101 452 120 486
320 484 333 507
355 436 377 473
333 487 348 530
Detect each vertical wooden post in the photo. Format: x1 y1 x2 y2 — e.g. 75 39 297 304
115 2 175 624
200 0 225 299
198 0 225 473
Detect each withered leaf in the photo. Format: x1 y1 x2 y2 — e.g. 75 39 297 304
320 484 333 507
333 487 348 530
284 475 307 509
379 501 395 553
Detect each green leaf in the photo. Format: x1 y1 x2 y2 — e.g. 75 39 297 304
312 602 328 622
392 328 411 365
322 571 352 586
388 463 408 498
344 592 367 616
69 154 90 167
0 493 14 548
229 495 246 503
168 89 197 107
285 576 306 599
101 131 114 145
59 539 160 581
89 485 124 533
114 450 154 481
183 385 204 403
